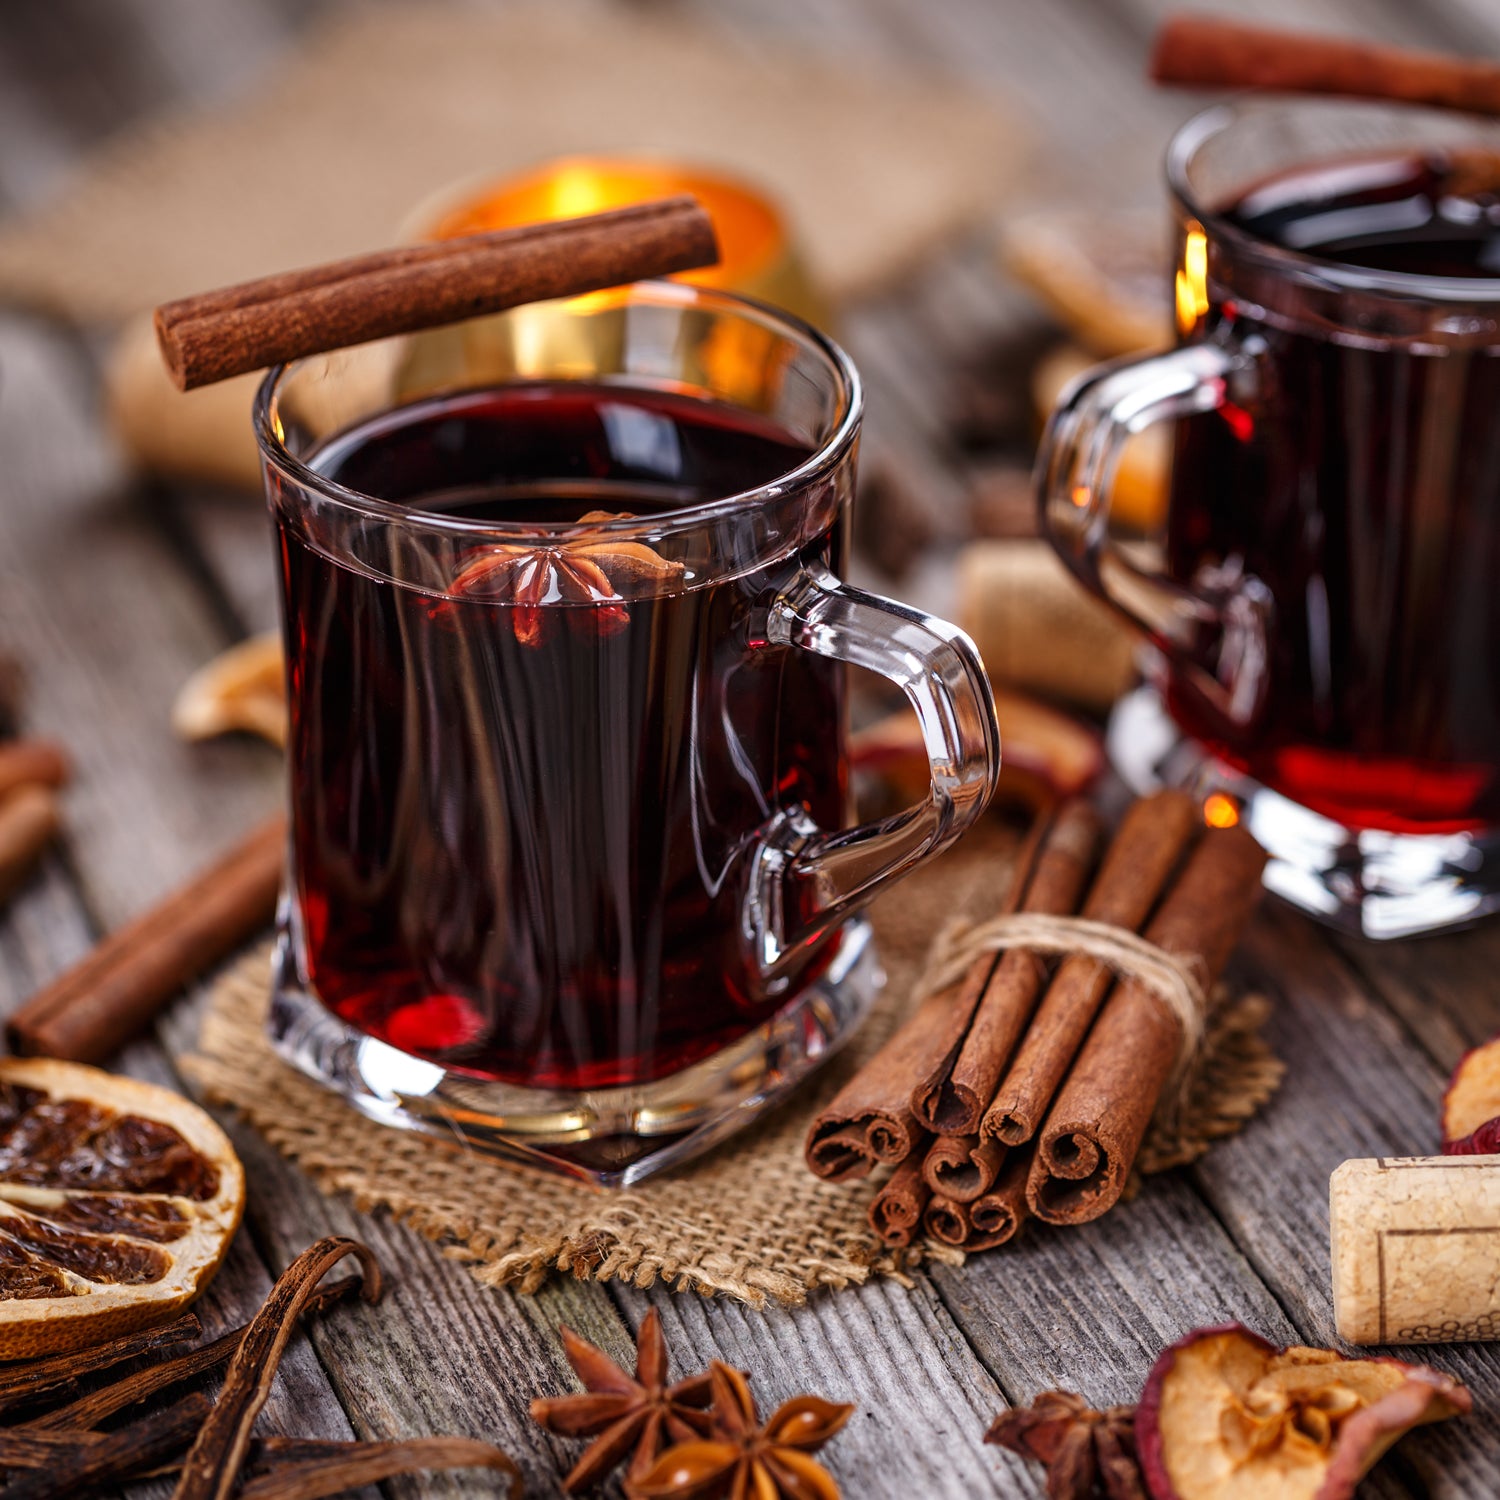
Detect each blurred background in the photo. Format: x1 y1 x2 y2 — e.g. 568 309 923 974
0 0 1497 879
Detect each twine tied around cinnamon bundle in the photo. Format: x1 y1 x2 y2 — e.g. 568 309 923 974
915 910 1211 1139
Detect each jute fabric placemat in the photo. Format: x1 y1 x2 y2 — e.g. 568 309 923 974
0 2 1025 325
186 821 1282 1308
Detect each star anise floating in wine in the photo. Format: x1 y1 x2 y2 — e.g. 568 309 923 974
449 510 684 647
630 1361 854 1500
985 1389 1145 1500
529 1309 715 1492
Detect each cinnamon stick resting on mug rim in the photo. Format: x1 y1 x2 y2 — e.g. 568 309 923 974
1151 14 1500 118
154 196 720 390
7 815 285 1063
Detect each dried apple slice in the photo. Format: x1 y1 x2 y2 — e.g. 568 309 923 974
1442 1035 1500 1155
1136 1324 1470 1500
0 1058 244 1358
851 686 1103 811
173 632 286 749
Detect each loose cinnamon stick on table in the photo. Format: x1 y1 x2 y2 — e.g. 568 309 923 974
984 789 1198 1147
0 786 61 908
1028 822 1268 1227
7 814 285 1063
805 816 1052 1181
1150 14 1500 118
155 196 719 390
0 739 70 801
912 801 1103 1137
920 1132 1007 1205
868 1142 933 1249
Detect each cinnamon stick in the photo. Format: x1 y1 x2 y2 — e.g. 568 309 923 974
805 817 1052 1180
923 1195 972 1249
0 786 61 908
155 196 719 390
920 1133 1007 1205
7 814 285 1063
0 740 70 800
984 790 1198 1147
912 802 1103 1136
968 1148 1033 1250
804 985 963 1181
1028 823 1268 1226
868 1147 933 1249
1150 15 1500 117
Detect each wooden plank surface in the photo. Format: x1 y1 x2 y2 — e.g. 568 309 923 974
0 2 1498 1497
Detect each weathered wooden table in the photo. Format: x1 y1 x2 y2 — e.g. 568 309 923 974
3 1 1500 1495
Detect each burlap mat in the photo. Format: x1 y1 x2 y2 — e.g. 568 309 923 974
0 2 1024 326
185 822 1283 1308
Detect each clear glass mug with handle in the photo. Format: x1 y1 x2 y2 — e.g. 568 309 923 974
1037 100 1500 938
257 280 1000 1184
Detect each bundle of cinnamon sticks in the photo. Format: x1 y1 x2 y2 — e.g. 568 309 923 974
806 791 1268 1251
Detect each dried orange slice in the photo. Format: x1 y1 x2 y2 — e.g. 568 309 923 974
0 1058 244 1358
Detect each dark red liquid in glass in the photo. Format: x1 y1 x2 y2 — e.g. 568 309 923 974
277 383 847 1088
1167 151 1500 833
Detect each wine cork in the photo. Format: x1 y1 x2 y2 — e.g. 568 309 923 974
1331 1155 1500 1345
957 541 1137 715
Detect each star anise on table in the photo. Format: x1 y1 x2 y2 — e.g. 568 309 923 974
629 1360 854 1500
530 1309 716 1492
448 510 683 647
985 1389 1145 1500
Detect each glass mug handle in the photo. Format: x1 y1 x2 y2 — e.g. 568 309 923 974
745 567 1001 979
1036 336 1271 725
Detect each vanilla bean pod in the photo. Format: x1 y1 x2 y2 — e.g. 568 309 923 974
172 1237 382 1500
0 1311 200 1417
0 1425 103 1469
27 1276 363 1433
238 1435 522 1500
5 1391 212 1499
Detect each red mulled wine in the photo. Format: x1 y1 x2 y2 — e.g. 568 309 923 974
1167 150 1500 832
277 383 847 1089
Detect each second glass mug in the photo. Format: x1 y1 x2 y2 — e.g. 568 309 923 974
256 281 1000 1185
1038 100 1500 939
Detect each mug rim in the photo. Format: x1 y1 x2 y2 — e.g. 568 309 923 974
1166 99 1500 306
253 278 862 542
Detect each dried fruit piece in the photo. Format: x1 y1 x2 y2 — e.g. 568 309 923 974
986 1389 1145 1499
1135 1323 1470 1500
173 633 287 749
631 1361 852 1500
530 1309 714 1491
0 1059 244 1359
1442 1035 1500 1155
447 510 684 647
852 687 1102 811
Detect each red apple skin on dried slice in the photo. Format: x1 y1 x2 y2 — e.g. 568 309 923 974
1135 1323 1470 1500
1441 1035 1500 1156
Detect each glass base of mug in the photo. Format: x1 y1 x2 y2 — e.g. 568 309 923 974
266 920 881 1188
1109 682 1500 940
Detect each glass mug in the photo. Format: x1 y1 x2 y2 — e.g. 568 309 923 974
256 281 1000 1185
1039 101 1500 938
